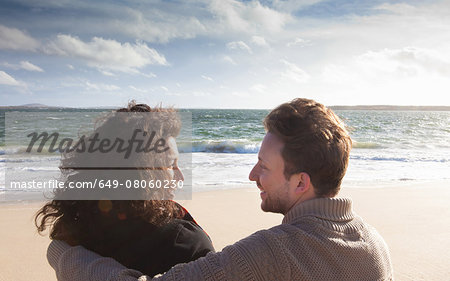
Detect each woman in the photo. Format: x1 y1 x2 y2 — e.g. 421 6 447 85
35 102 214 277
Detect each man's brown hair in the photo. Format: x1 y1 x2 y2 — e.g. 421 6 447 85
264 98 352 197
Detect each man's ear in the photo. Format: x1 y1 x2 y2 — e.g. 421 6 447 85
294 172 311 194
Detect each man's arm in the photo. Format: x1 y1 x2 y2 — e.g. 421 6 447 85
48 230 281 281
48 240 148 281
48 240 251 281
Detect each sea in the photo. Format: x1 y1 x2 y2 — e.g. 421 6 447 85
1 108 449 202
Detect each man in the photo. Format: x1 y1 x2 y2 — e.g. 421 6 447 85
48 98 393 280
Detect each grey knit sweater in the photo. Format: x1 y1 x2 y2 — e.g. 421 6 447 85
48 197 393 281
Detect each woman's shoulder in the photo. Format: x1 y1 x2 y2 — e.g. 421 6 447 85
162 218 215 261
95 216 214 276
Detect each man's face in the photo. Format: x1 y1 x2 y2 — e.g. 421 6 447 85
249 132 297 215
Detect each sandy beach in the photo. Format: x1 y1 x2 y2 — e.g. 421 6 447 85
1 181 449 281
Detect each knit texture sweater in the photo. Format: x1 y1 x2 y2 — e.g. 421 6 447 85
48 197 393 281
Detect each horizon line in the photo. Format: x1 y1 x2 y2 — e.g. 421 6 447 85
1 104 450 111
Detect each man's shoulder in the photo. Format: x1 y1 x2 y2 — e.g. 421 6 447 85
232 212 386 251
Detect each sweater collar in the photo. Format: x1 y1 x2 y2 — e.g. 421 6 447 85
282 197 354 225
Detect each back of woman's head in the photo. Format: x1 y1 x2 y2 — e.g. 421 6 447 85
35 101 184 244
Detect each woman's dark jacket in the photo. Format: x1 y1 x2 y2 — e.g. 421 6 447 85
82 205 215 277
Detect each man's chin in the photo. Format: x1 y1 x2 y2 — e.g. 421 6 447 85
260 202 272 213
261 202 284 214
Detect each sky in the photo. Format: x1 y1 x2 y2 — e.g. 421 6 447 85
1 0 450 108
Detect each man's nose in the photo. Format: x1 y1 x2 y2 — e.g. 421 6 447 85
249 165 257 181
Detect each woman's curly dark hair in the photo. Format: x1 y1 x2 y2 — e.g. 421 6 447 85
35 101 185 246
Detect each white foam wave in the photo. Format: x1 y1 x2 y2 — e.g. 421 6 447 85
180 140 260 154
352 141 380 149
350 155 449 163
20 166 59 172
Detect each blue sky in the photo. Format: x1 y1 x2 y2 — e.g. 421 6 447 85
1 0 449 108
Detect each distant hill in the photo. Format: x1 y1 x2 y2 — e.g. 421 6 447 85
0 104 117 110
330 105 450 111
0 104 66 109
20 103 50 108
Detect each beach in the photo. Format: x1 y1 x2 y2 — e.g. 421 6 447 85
1 181 449 281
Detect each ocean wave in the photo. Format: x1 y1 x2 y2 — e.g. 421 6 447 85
180 140 260 154
1 147 20 155
20 166 59 172
352 141 380 149
0 156 60 163
2 142 260 155
350 155 449 163
0 146 62 156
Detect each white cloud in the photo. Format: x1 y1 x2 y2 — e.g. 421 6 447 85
0 71 20 86
222 55 237 65
280 60 310 83
67 64 74 70
201 75 214 81
209 0 291 35
129 85 148 93
99 70 115 76
286 37 311 47
165 91 182 96
140 72 156 78
271 0 323 13
192 91 211 97
251 36 269 47
323 47 450 84
2 61 44 72
160 86 169 92
230 91 251 98
319 46 450 105
20 61 44 72
250 83 267 93
359 47 450 76
0 25 40 51
44 35 168 72
227 41 252 54
85 81 120 91
300 1 450 55
374 3 423 15
0 2 291 47
92 0 285 44
119 8 207 43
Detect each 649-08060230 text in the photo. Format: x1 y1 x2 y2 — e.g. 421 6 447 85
8 179 183 189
